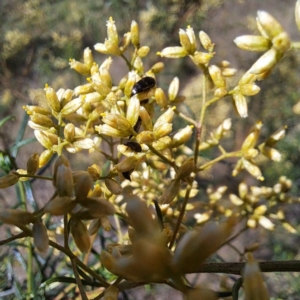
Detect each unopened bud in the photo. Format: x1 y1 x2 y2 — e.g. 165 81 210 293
44 85 61 112
43 196 76 215
137 46 150 57
157 46 188 58
33 219 49 252
69 59 90 76
208 65 226 88
154 107 175 130
179 29 192 53
232 93 248 118
114 156 138 173
131 20 139 46
191 51 214 65
0 173 19 189
27 153 39 175
70 218 91 253
155 88 168 108
248 48 282 75
0 209 35 226
105 178 122 195
176 158 194 180
61 97 84 116
234 35 271 52
257 10 284 40
172 125 194 148
199 30 214 51
136 131 156 144
159 179 180 204
83 47 93 69
150 62 165 73
153 123 172 139
39 150 54 168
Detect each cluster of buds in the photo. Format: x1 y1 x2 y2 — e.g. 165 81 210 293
233 10 291 117
233 122 286 180
229 177 296 232
157 27 215 66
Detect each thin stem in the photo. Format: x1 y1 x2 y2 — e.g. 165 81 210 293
169 182 193 249
17 174 53 181
174 108 198 127
0 232 29 245
70 258 88 300
198 151 241 171
148 145 178 171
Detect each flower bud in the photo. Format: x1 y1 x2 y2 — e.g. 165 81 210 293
172 125 194 148
154 87 168 108
243 253 270 300
95 124 130 138
179 29 192 53
72 137 94 150
186 26 196 53
256 10 284 40
150 62 165 73
232 93 248 118
199 30 214 52
159 179 180 204
64 123 75 142
79 197 116 218
176 157 194 180
44 85 61 112
72 171 93 201
23 105 51 116
106 17 119 45
100 68 112 88
137 46 150 57
153 123 172 139
139 106 153 131
39 150 53 168
105 178 122 195
74 83 94 96
33 219 49 252
0 173 19 189
83 47 93 69
249 48 282 75
69 59 90 76
43 196 76 215
30 113 54 128
114 156 138 173
124 71 137 97
0 209 35 226
61 97 84 116
241 121 263 152
131 20 139 46
120 32 131 52
208 65 226 88
154 107 175 130
157 46 188 58
127 95 140 128
27 153 39 175
242 158 264 180
94 43 109 54
234 35 271 52
55 164 74 197
88 219 101 235
70 218 91 253
100 216 112 231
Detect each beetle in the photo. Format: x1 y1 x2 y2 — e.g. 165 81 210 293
131 76 156 98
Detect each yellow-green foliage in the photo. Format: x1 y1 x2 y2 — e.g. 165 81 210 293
1 2 300 299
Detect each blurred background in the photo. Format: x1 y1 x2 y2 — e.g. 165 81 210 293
1 0 300 299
